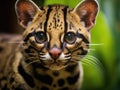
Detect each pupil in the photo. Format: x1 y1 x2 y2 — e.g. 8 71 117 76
67 33 72 40
37 32 44 40
39 33 44 39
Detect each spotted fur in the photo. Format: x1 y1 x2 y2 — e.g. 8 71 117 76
0 0 98 90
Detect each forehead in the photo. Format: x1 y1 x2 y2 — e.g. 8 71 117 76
25 5 87 36
45 5 72 34
32 5 73 33
46 5 65 32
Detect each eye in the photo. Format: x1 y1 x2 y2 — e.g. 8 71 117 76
64 32 76 44
35 31 47 43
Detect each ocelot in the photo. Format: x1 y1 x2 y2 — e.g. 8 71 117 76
0 0 98 90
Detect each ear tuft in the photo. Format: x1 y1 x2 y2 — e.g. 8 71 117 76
15 0 39 28
74 0 99 31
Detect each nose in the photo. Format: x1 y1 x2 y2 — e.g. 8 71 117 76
49 46 61 60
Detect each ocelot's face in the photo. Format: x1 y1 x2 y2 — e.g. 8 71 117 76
16 0 98 70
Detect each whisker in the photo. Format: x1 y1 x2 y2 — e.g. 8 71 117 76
88 49 96 51
77 55 86 57
72 54 103 67
82 58 97 67
72 54 104 73
24 52 36 54
27 57 39 60
84 56 99 63
81 59 94 66
81 55 105 72
25 53 38 56
85 55 102 64
6 41 24 44
70 59 80 62
86 43 104 46
74 55 86 58
25 60 40 68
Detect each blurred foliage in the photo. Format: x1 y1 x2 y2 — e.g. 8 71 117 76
34 0 119 90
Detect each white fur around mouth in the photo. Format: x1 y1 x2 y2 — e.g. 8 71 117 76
40 52 71 61
39 52 51 60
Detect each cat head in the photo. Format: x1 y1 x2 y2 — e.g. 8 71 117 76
15 0 99 70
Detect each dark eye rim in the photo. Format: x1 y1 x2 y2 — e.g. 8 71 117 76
35 31 47 44
64 32 76 44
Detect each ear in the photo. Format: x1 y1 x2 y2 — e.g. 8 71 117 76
73 0 99 31
15 0 40 28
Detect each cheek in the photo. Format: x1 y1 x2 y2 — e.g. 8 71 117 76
66 44 75 49
34 43 45 50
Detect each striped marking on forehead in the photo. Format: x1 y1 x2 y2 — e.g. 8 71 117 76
44 5 69 32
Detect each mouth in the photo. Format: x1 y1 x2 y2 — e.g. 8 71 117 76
40 59 70 70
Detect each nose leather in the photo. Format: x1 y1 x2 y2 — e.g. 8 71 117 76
49 47 61 59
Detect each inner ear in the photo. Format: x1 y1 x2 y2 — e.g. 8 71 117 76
73 0 99 31
15 0 40 28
